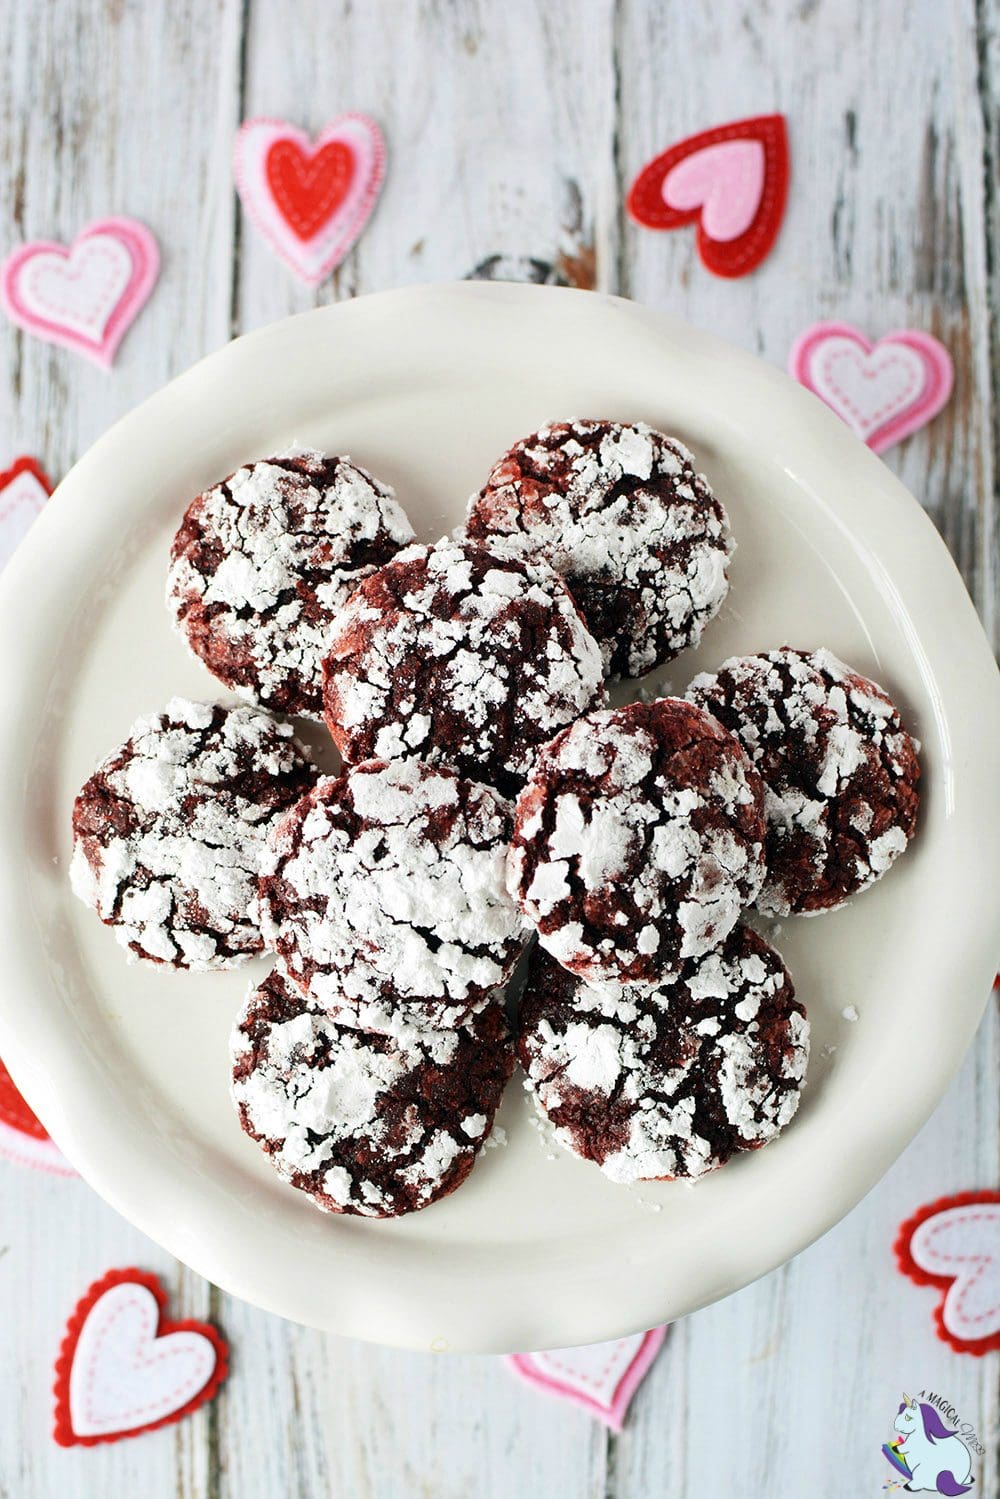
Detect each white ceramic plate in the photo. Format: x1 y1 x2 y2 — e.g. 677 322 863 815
0 284 997 1353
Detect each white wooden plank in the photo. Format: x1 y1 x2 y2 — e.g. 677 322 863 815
304 1338 609 1499
235 0 616 328
951 0 999 650
612 1 1000 1492
615 0 996 644
0 1171 206 1498
0 1 242 1495
210 1312 334 1498
0 0 242 478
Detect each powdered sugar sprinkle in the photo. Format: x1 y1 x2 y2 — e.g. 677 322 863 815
519 930 809 1183
258 757 529 1031
167 449 413 718
70 697 314 969
464 420 733 678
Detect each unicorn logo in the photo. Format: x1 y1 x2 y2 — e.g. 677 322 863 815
882 1393 975 1494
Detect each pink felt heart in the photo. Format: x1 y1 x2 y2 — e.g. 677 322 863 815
235 116 385 286
53 1270 228 1446
789 322 953 453
1 218 159 369
507 1327 667 1429
662 139 765 243
896 1193 1000 1355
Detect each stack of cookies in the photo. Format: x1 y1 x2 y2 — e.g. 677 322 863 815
69 422 920 1218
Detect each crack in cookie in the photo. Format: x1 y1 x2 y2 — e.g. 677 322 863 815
167 449 414 718
464 420 732 679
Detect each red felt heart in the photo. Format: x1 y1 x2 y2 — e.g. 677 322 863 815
265 139 355 242
0 1049 74 1175
53 1269 229 1446
0 1056 48 1140
894 1191 1000 1357
627 114 789 278
0 455 51 573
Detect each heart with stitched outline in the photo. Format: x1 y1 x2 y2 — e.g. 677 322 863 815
0 218 159 368
507 1327 667 1429
235 115 386 285
895 1191 1000 1356
627 115 789 277
0 456 51 577
789 322 953 453
53 1269 229 1445
0 1051 74 1176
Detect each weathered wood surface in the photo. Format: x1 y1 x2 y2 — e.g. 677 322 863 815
0 2 995 1496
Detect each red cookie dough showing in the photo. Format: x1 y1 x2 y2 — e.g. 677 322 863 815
687 648 920 917
232 964 514 1218
166 448 414 719
464 420 733 679
322 538 605 795
258 757 528 1032
508 698 767 988
518 927 809 1183
70 698 315 970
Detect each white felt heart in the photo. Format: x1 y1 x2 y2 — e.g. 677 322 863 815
507 1327 666 1428
909 1202 1000 1343
0 466 48 572
803 335 926 442
531 1337 643 1402
15 235 134 343
69 1282 218 1438
0 1117 74 1175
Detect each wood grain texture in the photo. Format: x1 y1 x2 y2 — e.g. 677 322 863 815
0 1 995 1496
0 3 240 1496
235 0 615 325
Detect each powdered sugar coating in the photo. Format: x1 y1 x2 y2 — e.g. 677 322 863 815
70 698 315 969
518 926 809 1183
166 449 414 718
258 757 529 1031
322 538 606 794
464 420 733 679
687 647 920 916
232 964 514 1217
508 698 767 988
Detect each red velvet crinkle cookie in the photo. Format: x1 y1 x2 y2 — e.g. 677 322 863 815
687 647 920 916
508 698 767 988
258 757 528 1032
321 537 605 795
518 926 809 1183
166 448 414 719
70 698 314 970
232 964 513 1217
463 420 733 680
